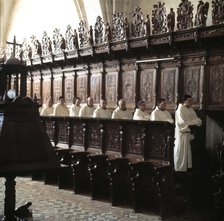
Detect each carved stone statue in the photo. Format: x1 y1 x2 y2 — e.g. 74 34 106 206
195 0 209 27
131 6 145 37
212 0 224 25
177 0 194 30
111 12 127 41
52 28 65 54
167 8 175 32
41 31 52 56
152 1 167 34
94 16 104 45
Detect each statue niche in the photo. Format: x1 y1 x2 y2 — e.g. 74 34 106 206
151 1 167 35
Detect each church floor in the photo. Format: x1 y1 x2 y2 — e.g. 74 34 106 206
0 177 216 221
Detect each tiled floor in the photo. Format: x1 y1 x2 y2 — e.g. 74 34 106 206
0 177 216 221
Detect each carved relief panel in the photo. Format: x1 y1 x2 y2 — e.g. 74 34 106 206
26 77 31 97
53 74 63 104
90 73 102 104
64 73 74 105
42 75 51 104
140 69 156 109
125 124 145 160
32 75 41 100
183 66 201 104
76 72 88 103
122 70 136 109
209 64 224 108
105 72 118 109
160 67 177 109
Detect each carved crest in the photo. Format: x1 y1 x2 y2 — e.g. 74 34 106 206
94 16 105 45
41 31 52 56
177 0 194 30
30 35 42 58
212 0 224 25
111 13 128 41
65 24 78 51
78 20 92 48
152 2 167 34
195 1 209 27
131 6 147 37
52 28 65 54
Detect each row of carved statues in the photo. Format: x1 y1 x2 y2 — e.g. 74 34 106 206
4 0 224 62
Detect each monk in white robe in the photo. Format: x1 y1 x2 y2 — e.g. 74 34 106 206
79 97 95 118
53 96 69 116
40 98 54 116
174 95 202 172
151 98 174 124
93 99 111 119
133 100 150 120
112 99 133 119
69 97 81 117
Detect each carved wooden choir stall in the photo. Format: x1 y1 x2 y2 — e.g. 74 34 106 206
1 0 224 219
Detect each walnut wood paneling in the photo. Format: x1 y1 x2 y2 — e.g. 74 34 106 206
105 71 118 109
32 74 41 100
140 68 156 110
76 71 88 103
90 73 102 104
209 64 224 108
64 73 75 105
181 53 206 110
53 75 63 103
42 75 51 104
26 77 31 97
160 67 177 109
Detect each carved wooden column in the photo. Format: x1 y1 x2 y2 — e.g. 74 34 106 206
26 70 32 98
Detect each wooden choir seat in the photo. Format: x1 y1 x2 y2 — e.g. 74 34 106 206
131 161 174 219
70 151 90 194
109 157 133 207
88 154 111 200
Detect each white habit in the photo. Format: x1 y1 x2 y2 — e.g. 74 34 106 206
111 107 133 120
151 107 174 124
69 104 81 117
133 108 150 120
53 104 69 116
93 106 111 119
174 104 202 172
79 105 95 118
40 106 54 116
